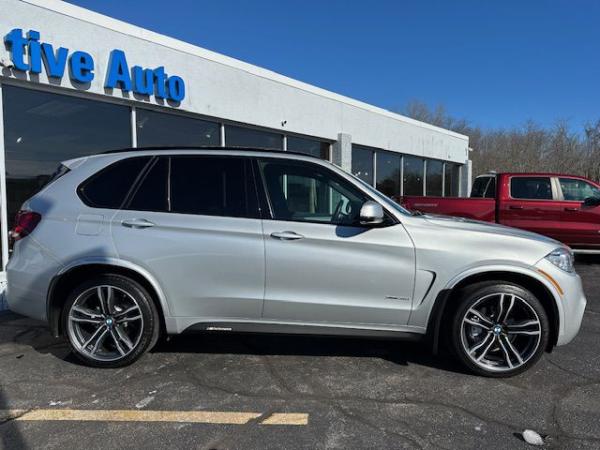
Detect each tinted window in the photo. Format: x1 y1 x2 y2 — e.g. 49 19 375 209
559 178 600 201
225 125 283 149
376 151 401 201
170 156 257 217
426 160 443 196
444 163 461 197
128 157 169 212
79 157 151 208
511 177 553 200
136 109 220 147
287 136 330 160
259 159 369 226
2 85 131 227
485 177 496 198
471 176 490 198
403 156 424 195
351 146 374 185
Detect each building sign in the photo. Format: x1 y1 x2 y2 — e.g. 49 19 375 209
3 28 185 103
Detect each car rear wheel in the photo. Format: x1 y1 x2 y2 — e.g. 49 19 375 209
62 274 159 368
451 281 550 377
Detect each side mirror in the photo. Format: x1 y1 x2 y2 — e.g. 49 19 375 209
583 196 600 208
359 201 384 225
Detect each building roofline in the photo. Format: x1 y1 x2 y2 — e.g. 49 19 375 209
21 0 469 142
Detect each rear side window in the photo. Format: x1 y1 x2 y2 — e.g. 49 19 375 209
471 176 495 198
169 156 255 217
510 177 553 200
79 157 151 208
124 155 259 218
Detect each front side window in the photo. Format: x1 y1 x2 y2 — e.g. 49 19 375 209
559 178 600 201
259 159 369 226
510 177 553 200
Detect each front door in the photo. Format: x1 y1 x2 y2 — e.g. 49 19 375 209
257 157 415 328
553 177 600 249
111 155 265 320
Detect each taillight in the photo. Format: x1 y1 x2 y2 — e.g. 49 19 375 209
10 210 42 242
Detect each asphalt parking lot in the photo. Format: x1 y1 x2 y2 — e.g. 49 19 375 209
0 259 599 450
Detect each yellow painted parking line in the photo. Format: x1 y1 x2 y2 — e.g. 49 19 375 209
0 409 308 426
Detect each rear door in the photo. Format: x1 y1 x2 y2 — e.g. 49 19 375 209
257 157 415 328
499 175 563 240
553 177 600 249
110 154 265 320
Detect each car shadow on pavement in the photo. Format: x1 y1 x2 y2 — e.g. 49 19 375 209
151 331 471 375
1 311 469 375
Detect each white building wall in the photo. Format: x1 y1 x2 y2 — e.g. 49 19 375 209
0 0 469 164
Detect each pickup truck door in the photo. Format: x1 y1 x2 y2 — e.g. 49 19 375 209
552 177 600 249
498 175 564 240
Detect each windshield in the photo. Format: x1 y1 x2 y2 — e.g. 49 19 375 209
351 174 412 216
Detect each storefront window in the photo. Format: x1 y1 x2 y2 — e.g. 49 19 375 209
376 151 401 201
225 125 283 149
2 85 131 228
351 146 374 185
287 136 330 160
137 109 220 147
444 163 461 197
403 156 424 195
426 159 443 196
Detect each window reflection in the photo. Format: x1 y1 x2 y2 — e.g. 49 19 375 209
403 156 424 195
287 136 330 160
2 85 131 229
225 125 283 149
137 109 220 147
351 146 374 185
426 160 443 196
376 151 401 201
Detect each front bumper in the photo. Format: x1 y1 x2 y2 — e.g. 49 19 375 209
535 259 587 346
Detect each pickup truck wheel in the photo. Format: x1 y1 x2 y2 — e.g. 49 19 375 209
62 274 159 368
451 282 550 377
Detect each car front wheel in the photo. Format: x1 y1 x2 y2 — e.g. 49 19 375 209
62 274 160 368
451 281 550 377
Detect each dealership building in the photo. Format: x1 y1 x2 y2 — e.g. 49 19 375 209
0 0 470 303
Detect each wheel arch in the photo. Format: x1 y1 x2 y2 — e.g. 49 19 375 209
47 258 170 338
428 268 562 354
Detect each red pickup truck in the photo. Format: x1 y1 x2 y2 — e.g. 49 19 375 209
401 172 600 252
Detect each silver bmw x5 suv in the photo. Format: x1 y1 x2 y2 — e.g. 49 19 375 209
7 148 587 377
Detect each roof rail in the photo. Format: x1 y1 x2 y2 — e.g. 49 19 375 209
100 145 322 159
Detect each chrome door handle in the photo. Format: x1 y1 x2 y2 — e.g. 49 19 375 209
509 205 524 210
121 218 155 229
270 231 304 241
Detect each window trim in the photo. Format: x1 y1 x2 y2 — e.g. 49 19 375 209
255 156 398 227
508 175 557 202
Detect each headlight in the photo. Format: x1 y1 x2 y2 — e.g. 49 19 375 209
545 248 575 273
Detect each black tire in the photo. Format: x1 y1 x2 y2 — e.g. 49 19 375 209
450 281 550 377
61 274 160 368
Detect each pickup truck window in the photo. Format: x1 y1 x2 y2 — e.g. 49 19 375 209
510 177 553 200
559 178 600 201
471 176 495 198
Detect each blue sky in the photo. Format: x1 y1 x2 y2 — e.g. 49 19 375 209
65 0 600 131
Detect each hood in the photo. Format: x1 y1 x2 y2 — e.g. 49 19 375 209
421 213 561 247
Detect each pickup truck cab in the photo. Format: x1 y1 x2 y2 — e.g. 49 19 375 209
402 173 600 252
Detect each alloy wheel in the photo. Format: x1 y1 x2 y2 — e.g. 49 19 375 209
67 285 144 362
460 292 542 373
